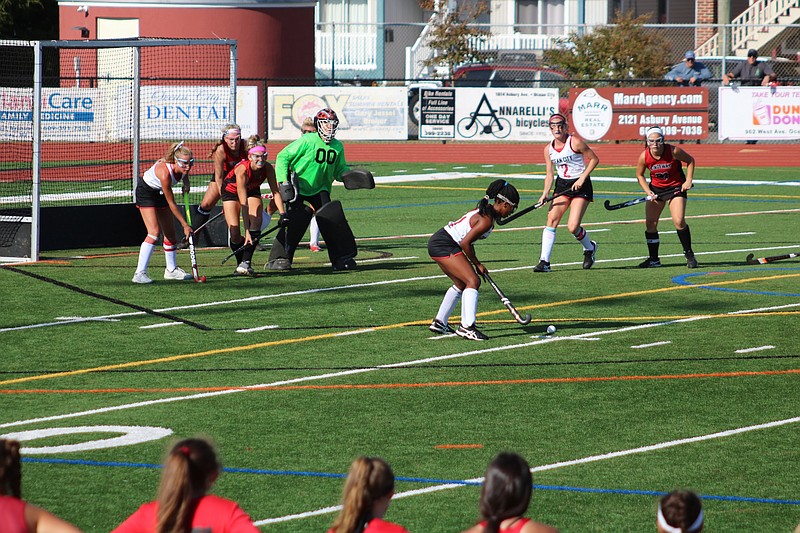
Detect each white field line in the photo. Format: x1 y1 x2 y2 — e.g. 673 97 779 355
139 322 182 329
334 328 375 336
3 243 800 334
631 341 672 349
1 302 793 432
255 414 800 525
236 325 280 333
735 345 776 353
727 232 756 236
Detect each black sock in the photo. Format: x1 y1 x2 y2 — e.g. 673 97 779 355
241 231 259 264
230 239 245 264
645 231 659 259
677 226 693 255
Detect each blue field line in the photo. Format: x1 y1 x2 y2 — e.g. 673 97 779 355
673 267 800 297
21 457 800 505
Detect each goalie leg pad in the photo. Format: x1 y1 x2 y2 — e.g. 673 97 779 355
268 205 314 264
315 200 357 267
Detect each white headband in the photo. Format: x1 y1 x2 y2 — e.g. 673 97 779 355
646 126 664 138
657 503 704 533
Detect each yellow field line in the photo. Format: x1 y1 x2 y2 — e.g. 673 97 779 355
2 273 797 387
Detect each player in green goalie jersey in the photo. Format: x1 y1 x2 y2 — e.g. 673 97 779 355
267 107 359 272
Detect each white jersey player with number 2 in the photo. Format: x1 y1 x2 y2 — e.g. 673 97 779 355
533 113 600 273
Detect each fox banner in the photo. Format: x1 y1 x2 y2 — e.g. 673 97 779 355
267 87 408 141
718 86 800 140
568 87 709 141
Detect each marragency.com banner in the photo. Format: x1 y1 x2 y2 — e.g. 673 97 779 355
268 87 408 141
454 88 558 142
718 86 800 140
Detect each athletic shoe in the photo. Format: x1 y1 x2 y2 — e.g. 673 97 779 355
164 267 192 280
533 260 551 273
456 324 489 341
685 252 699 269
429 319 456 334
269 258 292 271
309 243 322 252
132 271 153 284
333 257 357 271
234 261 255 276
176 238 189 250
638 258 662 268
582 241 597 270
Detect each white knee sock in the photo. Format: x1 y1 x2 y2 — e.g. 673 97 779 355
164 242 177 271
436 285 462 325
540 227 556 262
573 226 593 250
461 288 479 327
136 241 156 273
309 216 320 246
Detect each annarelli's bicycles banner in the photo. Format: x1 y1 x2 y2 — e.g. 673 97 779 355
568 87 709 141
718 86 800 140
452 88 559 142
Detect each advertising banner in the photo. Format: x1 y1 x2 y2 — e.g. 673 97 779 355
0 86 257 142
718 86 800 140
140 86 257 140
568 87 709 141
0 87 105 141
419 88 456 139
454 88 559 142
267 87 408 141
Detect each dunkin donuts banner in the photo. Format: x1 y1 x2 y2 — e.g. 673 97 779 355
718 86 800 140
567 87 709 141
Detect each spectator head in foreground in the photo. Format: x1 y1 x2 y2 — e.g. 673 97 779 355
657 490 704 533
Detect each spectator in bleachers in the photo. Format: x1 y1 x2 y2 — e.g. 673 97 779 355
328 456 409 533
657 490 704 533
722 49 775 86
112 438 259 533
0 438 83 533
462 452 558 533
664 51 711 86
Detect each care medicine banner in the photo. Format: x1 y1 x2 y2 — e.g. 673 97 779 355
267 87 408 141
454 88 558 142
0 87 106 141
718 86 800 140
568 87 709 141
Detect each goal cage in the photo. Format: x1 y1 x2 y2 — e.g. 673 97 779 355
0 38 237 262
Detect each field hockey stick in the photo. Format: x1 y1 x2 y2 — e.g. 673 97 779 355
603 186 683 211
183 193 206 283
745 251 800 265
497 190 570 226
192 210 224 235
221 224 281 265
482 271 532 325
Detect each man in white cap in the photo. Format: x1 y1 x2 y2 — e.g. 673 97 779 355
665 51 711 86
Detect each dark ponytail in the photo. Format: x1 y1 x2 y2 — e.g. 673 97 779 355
478 179 520 219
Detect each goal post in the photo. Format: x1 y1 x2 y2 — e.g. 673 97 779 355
0 38 237 262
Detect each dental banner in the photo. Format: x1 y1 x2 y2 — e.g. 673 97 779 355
718 86 800 140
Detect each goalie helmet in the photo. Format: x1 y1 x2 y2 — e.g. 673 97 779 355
314 108 339 143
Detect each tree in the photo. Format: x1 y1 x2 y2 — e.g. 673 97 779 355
418 0 492 81
0 0 59 40
543 11 671 85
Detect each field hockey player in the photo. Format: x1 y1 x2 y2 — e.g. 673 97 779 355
132 141 195 284
635 125 699 269
428 179 519 341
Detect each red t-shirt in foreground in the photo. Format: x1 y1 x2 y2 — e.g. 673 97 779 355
328 517 410 533
112 494 259 533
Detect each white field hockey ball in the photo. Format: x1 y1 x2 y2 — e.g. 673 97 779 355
546 325 557 334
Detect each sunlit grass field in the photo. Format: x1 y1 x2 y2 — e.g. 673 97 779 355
1 161 799 532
